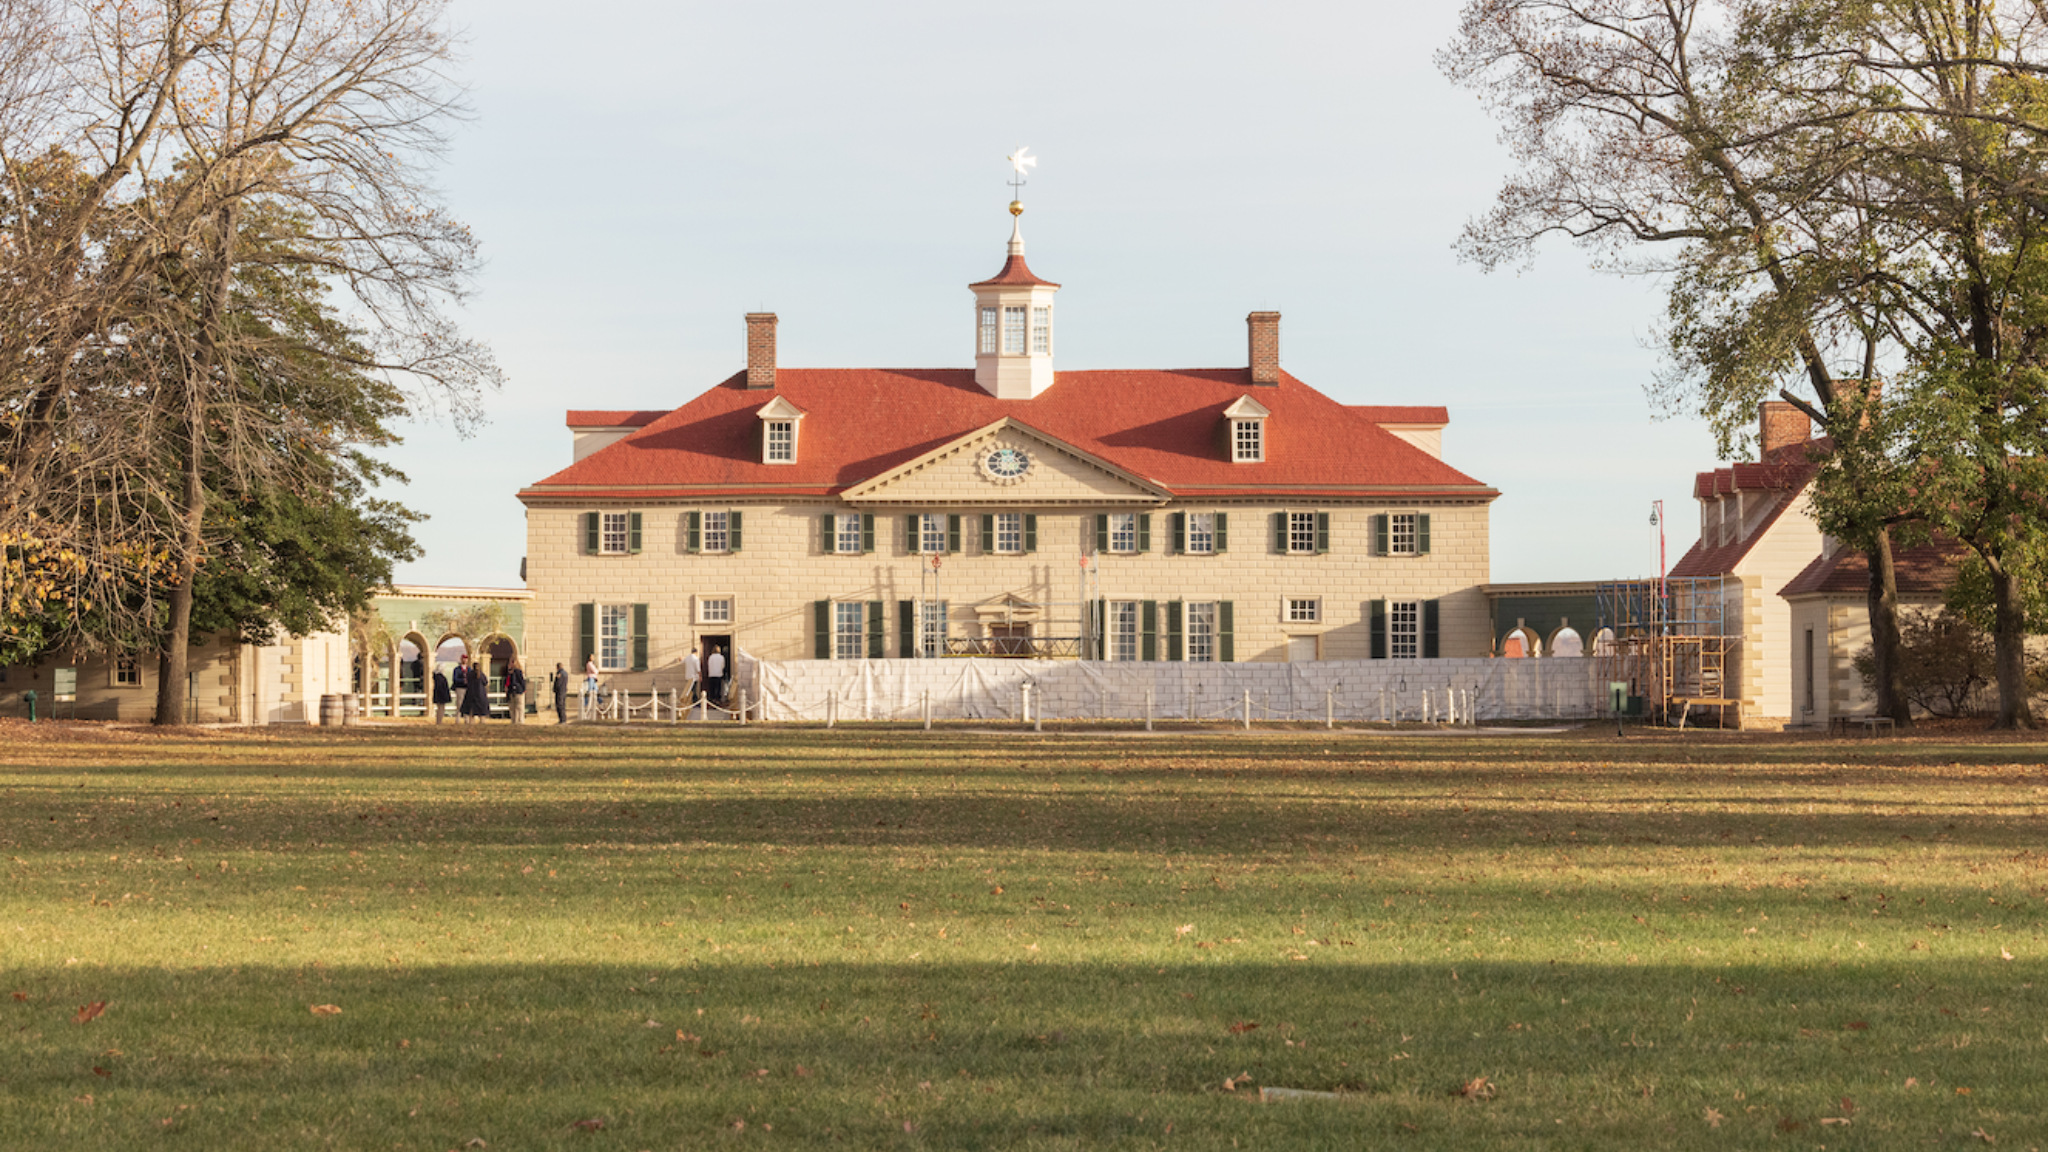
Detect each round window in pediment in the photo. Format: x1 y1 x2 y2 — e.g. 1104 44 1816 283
978 445 1033 484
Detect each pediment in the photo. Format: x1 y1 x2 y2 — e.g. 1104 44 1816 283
756 396 806 420
841 418 1169 506
1222 394 1271 419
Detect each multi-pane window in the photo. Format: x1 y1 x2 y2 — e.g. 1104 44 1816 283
1031 306 1051 354
1108 512 1137 554
1003 306 1026 354
702 510 730 553
765 420 793 462
114 655 141 686
1389 600 1420 660
700 597 733 624
1287 511 1318 554
979 307 998 354
599 604 633 671
1186 512 1216 554
1287 598 1321 623
600 511 630 554
1233 420 1263 462
992 512 1022 554
835 514 863 554
917 513 946 554
1110 601 1139 662
1390 512 1418 556
834 602 865 660
919 600 949 658
1186 602 1217 663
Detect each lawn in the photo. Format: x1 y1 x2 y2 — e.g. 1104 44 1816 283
1 720 2045 1150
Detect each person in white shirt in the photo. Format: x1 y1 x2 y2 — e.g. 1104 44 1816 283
705 646 727 708
682 648 702 709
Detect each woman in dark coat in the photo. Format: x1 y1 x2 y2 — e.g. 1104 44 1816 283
432 669 452 724
462 661 495 721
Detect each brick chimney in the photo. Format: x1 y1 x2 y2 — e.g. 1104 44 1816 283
1247 312 1280 385
1759 400 1810 457
745 313 777 390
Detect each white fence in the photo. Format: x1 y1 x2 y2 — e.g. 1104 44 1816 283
750 657 1608 724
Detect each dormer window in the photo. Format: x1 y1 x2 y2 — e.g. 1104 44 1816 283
980 308 998 354
1032 306 1052 353
756 396 805 465
1222 395 1271 463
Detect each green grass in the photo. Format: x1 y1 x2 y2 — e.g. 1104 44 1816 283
2 721 2046 1149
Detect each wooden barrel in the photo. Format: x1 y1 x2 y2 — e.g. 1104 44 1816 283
341 693 359 724
318 694 346 727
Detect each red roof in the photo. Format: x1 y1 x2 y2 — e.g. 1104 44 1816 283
1352 405 1449 424
1672 439 1828 577
968 253 1059 288
567 410 664 428
1779 537 1967 598
523 368 1494 501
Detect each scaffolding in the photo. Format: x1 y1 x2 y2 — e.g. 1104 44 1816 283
1594 576 1739 727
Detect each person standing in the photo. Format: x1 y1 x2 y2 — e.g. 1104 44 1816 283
461 657 493 723
552 662 569 723
451 654 471 723
705 645 727 710
431 668 451 724
682 647 702 712
504 657 528 726
583 654 599 719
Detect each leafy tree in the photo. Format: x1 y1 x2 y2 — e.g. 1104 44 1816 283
1854 612 1994 719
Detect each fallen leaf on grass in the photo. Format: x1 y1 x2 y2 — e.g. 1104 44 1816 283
1903 1077 1919 1088
91 1066 110 1078
74 1001 106 1024
1454 1076 1496 1101
11 992 25 1002
309 1004 342 1016
1845 1021 1870 1031
1176 924 1193 938
2001 948 2014 961
1222 1072 1251 1091
568 1118 604 1132
1703 1107 1724 1128
675 1031 700 1043
795 1065 811 1077
464 1140 487 1149
1228 1021 1258 1034
1972 1129 1995 1144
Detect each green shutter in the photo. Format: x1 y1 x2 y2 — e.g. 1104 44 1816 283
578 603 596 669
728 510 743 552
822 513 837 553
1373 514 1389 557
1089 599 1105 659
1165 600 1183 662
686 511 701 554
1170 512 1185 554
631 603 649 671
1141 600 1157 662
814 600 831 659
1214 512 1228 553
1217 601 1234 663
1095 513 1109 554
628 511 642 554
861 513 875 554
866 601 885 659
980 514 994 554
1272 511 1287 553
1023 514 1037 553
1315 511 1329 554
584 512 599 555
947 514 961 554
899 600 916 659
1423 599 1440 659
1370 599 1386 660
1136 513 1151 553
907 514 921 553
1418 513 1431 555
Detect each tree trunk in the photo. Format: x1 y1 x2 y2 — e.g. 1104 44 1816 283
1864 528 1911 727
1988 561 2036 730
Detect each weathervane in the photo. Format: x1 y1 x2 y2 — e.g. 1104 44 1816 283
1007 146 1036 215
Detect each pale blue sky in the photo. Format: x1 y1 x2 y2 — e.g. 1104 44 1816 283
384 0 1722 588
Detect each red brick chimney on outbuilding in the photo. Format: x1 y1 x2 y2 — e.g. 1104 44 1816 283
746 313 777 390
1248 312 1280 385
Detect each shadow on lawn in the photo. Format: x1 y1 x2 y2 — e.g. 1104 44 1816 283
2 956 2039 1150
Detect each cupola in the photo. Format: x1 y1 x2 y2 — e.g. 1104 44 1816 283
970 200 1060 399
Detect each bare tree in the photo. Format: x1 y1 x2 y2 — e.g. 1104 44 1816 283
1441 0 1921 724
0 1 500 722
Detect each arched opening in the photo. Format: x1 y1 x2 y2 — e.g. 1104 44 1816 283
397 633 428 717
481 634 518 717
434 634 473 716
1592 627 1617 657
1549 626 1585 658
1502 625 1541 658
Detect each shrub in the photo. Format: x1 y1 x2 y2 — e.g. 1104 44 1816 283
1853 611 1994 717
